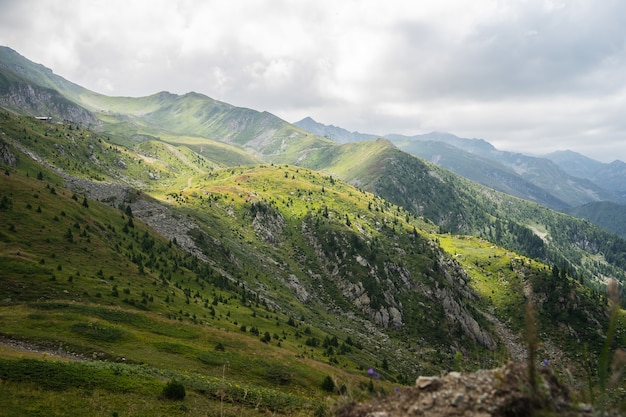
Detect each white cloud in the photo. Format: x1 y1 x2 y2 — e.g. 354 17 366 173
1 0 626 161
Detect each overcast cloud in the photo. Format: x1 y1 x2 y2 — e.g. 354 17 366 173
1 0 625 162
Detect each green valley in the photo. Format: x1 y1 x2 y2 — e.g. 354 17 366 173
0 46 625 416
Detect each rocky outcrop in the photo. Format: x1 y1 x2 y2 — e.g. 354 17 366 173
0 137 17 167
250 202 285 244
437 286 495 350
130 197 210 263
64 176 132 205
286 274 311 303
0 81 99 127
336 363 596 417
428 250 496 349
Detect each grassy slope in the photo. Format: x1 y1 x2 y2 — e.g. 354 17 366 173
437 234 626 408
150 162 492 371
1 49 625 414
77 90 313 158
4 46 626 289
0 152 395 416
284 137 626 290
568 201 626 240
0 112 624 414
0 113 475 414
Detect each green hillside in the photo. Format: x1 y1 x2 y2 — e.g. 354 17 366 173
60 87 317 158
1 110 625 415
276 136 626 293
389 139 570 210
10 44 623 295
0 131 399 416
1 47 625 415
568 201 626 240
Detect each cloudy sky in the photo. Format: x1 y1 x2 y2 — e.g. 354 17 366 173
1 0 625 162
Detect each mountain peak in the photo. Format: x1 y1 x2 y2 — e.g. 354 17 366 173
294 117 379 143
296 116 316 124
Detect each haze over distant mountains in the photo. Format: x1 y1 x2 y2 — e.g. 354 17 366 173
295 116 626 214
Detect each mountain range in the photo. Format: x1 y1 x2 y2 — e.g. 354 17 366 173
294 118 626 212
0 46 625 415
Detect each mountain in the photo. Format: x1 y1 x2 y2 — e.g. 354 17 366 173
0 46 320 162
81 90 314 157
0 47 625 415
387 132 625 208
3 46 626 288
294 116 379 143
295 116 624 209
386 131 497 155
567 201 626 240
547 150 626 197
0 64 98 126
0 46 89 101
386 139 570 210
3 46 626 285
545 150 606 179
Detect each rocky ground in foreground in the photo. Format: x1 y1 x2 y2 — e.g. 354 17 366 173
334 363 611 417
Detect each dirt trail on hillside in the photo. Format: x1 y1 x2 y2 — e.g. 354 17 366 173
0 336 86 361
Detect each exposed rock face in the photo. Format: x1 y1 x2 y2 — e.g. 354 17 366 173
336 363 595 417
0 82 99 127
251 204 285 244
286 274 311 303
48 167 211 264
437 286 495 350
64 176 132 205
0 138 17 167
130 197 211 263
298 215 498 342
434 251 496 349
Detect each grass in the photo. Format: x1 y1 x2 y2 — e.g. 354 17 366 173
0 299 395 414
437 234 527 329
0 160 403 414
0 357 317 416
1 110 625 415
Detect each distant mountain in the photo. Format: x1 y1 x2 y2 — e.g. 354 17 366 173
546 150 626 197
78 90 312 156
388 140 570 210
544 150 605 179
294 116 379 143
295 117 624 209
568 201 626 240
387 132 625 208
386 131 497 156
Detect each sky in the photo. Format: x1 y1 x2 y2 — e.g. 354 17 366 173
1 0 625 162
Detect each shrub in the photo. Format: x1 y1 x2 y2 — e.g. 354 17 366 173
321 375 335 393
162 379 186 400
266 365 292 385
